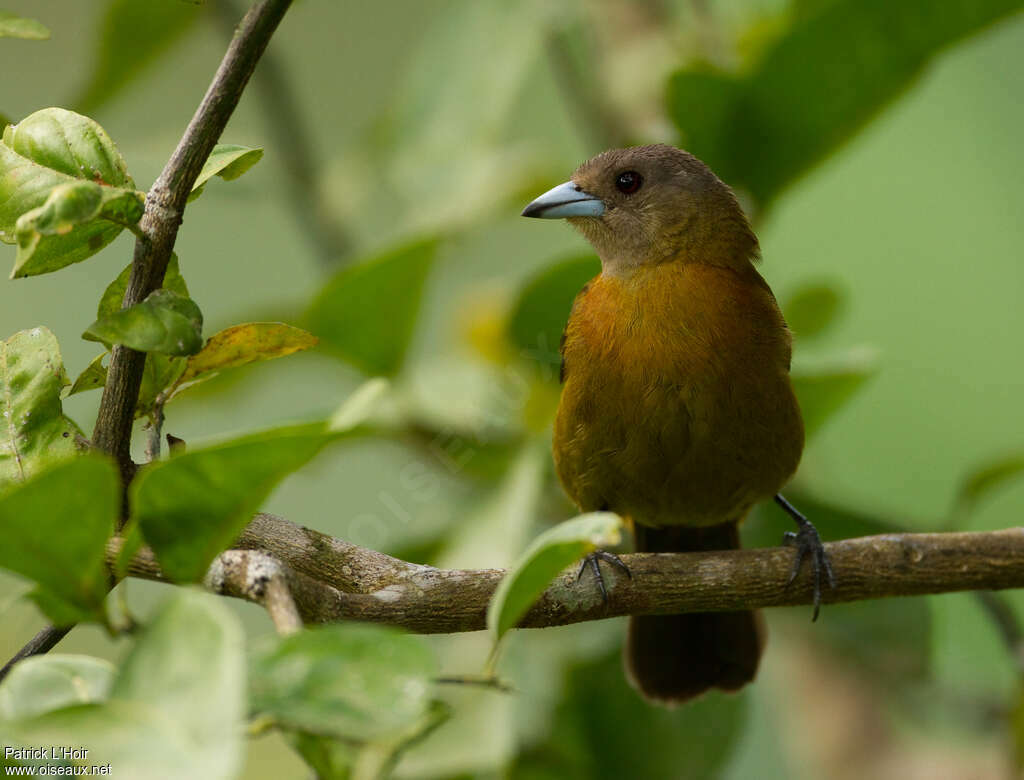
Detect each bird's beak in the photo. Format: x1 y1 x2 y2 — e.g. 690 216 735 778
521 181 605 219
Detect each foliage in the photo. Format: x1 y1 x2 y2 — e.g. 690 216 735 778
1 2 1022 779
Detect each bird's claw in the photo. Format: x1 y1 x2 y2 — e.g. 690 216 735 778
782 519 836 621
576 550 632 603
775 494 835 622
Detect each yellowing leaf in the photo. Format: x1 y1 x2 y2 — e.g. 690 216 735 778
171 322 317 396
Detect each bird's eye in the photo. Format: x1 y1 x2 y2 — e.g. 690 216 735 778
615 171 642 194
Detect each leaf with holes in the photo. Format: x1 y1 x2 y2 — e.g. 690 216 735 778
0 327 82 488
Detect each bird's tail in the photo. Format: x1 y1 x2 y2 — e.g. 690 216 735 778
625 523 765 705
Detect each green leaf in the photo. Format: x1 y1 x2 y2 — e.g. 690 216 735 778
168 322 317 397
188 144 264 202
507 254 600 376
75 0 201 114
0 12 50 40
306 238 438 376
329 0 555 240
0 108 134 277
326 377 391 433
0 327 83 487
291 700 451 780
0 456 117 624
0 655 114 720
488 512 623 642
5 592 245 779
288 732 358 780
83 289 203 357
5 702 197 778
131 424 331 582
250 624 437 742
14 180 143 271
98 254 189 320
68 351 108 396
510 649 747 779
136 354 187 419
782 281 844 340
791 347 877 439
111 591 244 777
954 453 1024 518
89 258 193 409
667 0 1024 207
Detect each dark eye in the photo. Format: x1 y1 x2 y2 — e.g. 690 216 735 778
615 171 642 194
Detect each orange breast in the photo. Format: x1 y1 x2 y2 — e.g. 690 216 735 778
553 261 804 528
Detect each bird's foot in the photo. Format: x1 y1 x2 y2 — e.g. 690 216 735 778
775 494 836 621
577 550 632 603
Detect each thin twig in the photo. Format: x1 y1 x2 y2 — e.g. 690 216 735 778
145 404 165 462
0 626 71 683
91 0 294 490
0 0 296 686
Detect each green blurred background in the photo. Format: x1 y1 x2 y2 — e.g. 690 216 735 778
2 0 1023 777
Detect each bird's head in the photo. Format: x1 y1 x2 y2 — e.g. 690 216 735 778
522 144 758 276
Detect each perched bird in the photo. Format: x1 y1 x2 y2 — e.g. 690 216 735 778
522 144 833 704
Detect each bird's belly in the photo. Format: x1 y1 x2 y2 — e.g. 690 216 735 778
553 366 802 528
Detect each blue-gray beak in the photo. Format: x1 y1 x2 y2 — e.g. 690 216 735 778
521 181 605 219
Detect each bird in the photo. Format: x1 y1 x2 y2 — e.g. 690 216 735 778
521 144 834 704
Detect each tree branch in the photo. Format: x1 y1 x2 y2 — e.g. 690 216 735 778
91 0 294 487
0 0 298 686
0 626 71 682
111 513 1024 633
206 549 303 634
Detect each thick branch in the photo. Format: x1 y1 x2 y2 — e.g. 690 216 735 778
91 0 294 482
113 513 1024 633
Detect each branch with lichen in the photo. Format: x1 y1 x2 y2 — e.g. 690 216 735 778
110 512 1024 633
